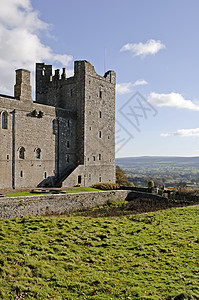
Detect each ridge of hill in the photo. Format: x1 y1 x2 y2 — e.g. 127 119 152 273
116 156 199 168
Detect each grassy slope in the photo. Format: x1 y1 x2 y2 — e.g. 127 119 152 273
0 206 198 299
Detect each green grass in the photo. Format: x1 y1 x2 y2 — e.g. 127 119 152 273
0 206 199 299
4 187 100 197
4 191 51 197
64 187 100 193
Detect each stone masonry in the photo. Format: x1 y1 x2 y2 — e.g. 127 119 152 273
0 61 116 189
0 190 129 219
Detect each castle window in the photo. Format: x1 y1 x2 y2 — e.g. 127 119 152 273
93 156 95 161
52 119 57 134
99 131 102 138
99 90 102 98
66 154 70 163
99 154 101 160
35 148 41 159
19 147 25 159
99 111 102 118
68 120 70 127
20 171 23 178
67 141 70 148
44 172 47 179
7 155 9 160
42 67 45 76
2 112 8 129
70 89 73 96
89 127 92 131
99 176 102 182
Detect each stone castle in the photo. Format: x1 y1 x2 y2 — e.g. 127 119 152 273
0 61 116 189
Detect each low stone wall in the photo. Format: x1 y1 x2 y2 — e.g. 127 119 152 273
126 191 168 203
0 190 129 219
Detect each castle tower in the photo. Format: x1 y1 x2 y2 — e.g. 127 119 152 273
35 60 116 186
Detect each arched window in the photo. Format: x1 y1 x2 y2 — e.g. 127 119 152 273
52 119 57 135
35 148 41 159
2 112 8 129
19 147 25 159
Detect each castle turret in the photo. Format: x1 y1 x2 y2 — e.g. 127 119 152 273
14 69 32 101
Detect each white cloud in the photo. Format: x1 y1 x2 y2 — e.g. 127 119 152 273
0 0 73 95
148 92 199 111
161 128 199 137
160 133 171 137
120 39 165 57
116 82 133 94
133 79 148 86
174 128 199 137
116 79 148 94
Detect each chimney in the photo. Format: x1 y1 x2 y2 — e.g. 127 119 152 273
14 69 32 101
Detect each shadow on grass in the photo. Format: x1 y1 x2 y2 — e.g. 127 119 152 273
73 198 199 218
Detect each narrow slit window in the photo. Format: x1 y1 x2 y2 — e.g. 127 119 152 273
35 148 41 159
99 154 101 160
99 111 102 118
99 131 102 138
67 141 70 148
44 171 47 179
99 176 102 182
93 156 95 161
99 90 102 98
66 154 70 163
19 147 25 159
20 171 23 178
52 119 57 135
2 112 8 129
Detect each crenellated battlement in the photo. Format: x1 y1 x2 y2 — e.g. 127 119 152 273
36 60 116 109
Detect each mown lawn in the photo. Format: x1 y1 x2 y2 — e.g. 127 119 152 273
4 187 100 197
0 206 198 299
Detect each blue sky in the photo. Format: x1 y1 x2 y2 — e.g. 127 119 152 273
1 0 199 157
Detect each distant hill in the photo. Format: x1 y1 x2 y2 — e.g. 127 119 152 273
116 156 199 168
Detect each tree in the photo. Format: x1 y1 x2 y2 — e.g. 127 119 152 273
178 181 187 188
147 180 154 192
116 166 134 187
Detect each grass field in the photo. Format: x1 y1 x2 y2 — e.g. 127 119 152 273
0 206 199 299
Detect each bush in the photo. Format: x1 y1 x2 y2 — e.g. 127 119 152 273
93 182 119 190
178 187 197 197
116 166 132 187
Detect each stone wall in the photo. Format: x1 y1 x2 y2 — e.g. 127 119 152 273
0 190 129 219
0 94 56 189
